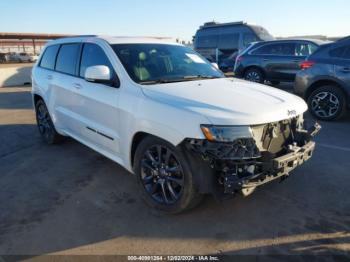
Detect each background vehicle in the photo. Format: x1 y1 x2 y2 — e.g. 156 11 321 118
193 21 274 72
29 53 39 62
0 53 6 63
5 52 33 62
234 39 326 84
17 52 33 62
32 36 318 213
294 36 350 121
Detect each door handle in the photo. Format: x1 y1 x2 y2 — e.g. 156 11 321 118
263 59 269 62
293 60 302 63
73 83 82 89
341 67 350 73
47 75 53 80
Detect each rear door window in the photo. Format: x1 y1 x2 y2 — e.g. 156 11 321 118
253 43 296 56
40 45 59 70
55 43 80 75
79 43 115 78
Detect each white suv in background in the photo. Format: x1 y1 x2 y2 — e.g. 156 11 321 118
32 36 320 213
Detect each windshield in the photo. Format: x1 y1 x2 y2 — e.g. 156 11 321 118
111 44 224 84
250 26 274 41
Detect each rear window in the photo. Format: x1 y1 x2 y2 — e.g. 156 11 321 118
295 43 318 56
55 44 80 75
40 45 59 70
329 46 348 58
344 47 350 59
218 33 240 50
195 34 218 48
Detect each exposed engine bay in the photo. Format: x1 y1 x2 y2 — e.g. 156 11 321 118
184 115 321 197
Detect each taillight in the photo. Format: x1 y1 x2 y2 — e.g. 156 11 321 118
300 61 315 70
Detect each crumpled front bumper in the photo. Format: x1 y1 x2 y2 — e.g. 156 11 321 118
239 140 316 190
184 121 321 196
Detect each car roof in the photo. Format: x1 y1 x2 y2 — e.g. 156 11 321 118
46 35 181 46
259 38 329 45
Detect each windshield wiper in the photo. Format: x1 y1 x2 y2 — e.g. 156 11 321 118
183 75 222 80
139 79 175 85
139 75 222 85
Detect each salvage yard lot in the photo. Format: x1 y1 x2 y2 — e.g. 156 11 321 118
0 85 349 256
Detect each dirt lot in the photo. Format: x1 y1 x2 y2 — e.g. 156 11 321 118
0 86 349 258
0 63 34 68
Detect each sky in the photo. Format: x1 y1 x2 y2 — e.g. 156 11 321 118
0 0 349 41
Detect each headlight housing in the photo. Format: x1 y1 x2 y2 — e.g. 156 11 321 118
200 125 253 142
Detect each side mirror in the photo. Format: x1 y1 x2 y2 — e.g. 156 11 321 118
85 65 112 84
211 63 219 69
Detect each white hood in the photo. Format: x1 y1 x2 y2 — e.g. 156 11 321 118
141 78 308 126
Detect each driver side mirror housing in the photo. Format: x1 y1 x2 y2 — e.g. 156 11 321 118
85 65 119 87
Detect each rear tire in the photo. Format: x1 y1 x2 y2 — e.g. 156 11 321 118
244 68 265 84
35 100 64 144
134 136 203 214
307 85 347 121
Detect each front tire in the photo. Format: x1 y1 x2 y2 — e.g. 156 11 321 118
134 136 203 214
307 85 347 121
244 68 265 83
35 100 64 144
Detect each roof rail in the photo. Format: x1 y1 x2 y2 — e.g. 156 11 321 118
200 21 246 29
62 35 97 39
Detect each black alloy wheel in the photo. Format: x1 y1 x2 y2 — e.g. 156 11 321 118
140 145 184 205
35 100 63 144
134 136 203 213
244 68 264 83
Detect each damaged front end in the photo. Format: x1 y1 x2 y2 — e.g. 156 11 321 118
183 115 321 198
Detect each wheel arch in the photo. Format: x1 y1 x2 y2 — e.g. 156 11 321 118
129 130 184 169
130 132 151 168
33 93 44 106
243 65 266 79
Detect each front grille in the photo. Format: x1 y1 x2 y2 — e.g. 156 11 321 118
251 118 297 154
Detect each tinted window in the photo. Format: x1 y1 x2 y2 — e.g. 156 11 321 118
55 44 80 75
252 43 295 55
80 43 114 77
295 43 318 56
243 33 259 48
40 45 59 70
218 33 240 50
196 35 218 48
343 47 350 59
329 46 347 58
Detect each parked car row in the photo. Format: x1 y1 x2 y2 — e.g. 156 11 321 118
193 21 349 121
0 52 39 63
233 39 326 84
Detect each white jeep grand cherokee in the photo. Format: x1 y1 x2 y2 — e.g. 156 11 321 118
32 36 320 213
